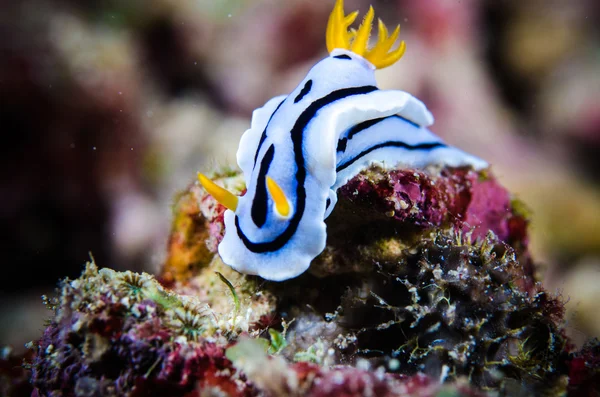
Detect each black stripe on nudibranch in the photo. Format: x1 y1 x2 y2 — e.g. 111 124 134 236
347 117 387 139
236 85 378 253
294 80 313 103
394 114 420 129
251 144 275 228
336 141 446 172
336 138 348 153
253 99 286 167
334 54 352 60
336 115 422 153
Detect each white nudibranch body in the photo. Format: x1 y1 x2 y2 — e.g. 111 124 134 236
200 0 488 281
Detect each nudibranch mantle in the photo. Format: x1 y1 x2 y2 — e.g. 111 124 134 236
200 0 488 281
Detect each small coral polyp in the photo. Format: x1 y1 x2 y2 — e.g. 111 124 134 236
198 0 487 281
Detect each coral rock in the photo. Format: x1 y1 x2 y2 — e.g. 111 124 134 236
24 165 598 396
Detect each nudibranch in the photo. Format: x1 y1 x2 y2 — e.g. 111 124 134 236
199 0 488 281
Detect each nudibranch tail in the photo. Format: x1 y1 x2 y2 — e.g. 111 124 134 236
326 0 406 69
197 173 238 211
266 176 291 218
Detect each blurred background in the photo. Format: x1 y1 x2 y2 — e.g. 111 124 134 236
1 0 599 351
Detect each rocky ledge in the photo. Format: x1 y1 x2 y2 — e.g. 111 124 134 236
13 165 600 396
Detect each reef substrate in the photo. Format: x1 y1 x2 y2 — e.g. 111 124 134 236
21 166 600 396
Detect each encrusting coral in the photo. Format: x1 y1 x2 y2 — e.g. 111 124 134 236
20 164 600 396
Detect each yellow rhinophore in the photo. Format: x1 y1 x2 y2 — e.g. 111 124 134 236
326 0 406 69
266 176 291 218
197 173 239 211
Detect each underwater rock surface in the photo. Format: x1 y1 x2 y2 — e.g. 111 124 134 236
22 166 600 396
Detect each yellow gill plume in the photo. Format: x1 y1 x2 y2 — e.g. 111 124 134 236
197 173 239 212
326 0 358 52
350 6 374 56
326 0 406 69
266 176 291 218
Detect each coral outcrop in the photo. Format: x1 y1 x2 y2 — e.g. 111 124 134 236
26 261 488 396
21 165 600 396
